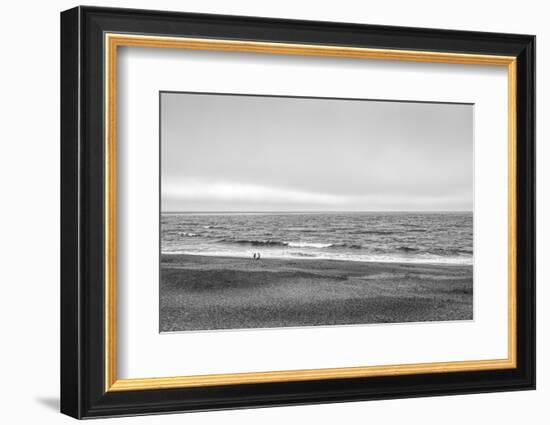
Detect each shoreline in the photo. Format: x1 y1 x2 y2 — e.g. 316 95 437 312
161 251 472 267
160 254 473 332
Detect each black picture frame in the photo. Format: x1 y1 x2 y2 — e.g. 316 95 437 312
61 5 535 419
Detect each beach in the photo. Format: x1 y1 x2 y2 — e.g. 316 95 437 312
160 254 473 332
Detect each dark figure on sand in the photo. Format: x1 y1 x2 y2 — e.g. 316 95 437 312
253 252 261 260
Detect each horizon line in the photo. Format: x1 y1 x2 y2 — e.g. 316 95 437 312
162 210 474 214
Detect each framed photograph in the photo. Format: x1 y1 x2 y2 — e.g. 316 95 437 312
60 6 535 419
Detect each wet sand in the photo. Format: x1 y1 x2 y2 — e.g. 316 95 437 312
160 254 473 332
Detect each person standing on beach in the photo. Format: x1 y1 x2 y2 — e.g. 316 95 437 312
253 253 256 260
257 252 261 260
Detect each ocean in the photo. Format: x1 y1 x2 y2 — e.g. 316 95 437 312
161 212 473 265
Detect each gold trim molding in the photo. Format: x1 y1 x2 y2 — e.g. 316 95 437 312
104 33 517 392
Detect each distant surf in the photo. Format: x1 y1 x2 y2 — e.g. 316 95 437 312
161 212 473 265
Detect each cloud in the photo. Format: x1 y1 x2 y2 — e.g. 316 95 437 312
162 179 471 212
163 180 351 206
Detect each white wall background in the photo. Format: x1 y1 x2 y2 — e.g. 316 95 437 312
0 0 545 423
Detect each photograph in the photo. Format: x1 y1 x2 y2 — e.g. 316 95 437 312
59 5 536 418
159 92 474 332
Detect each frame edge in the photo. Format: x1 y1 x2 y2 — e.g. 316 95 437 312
60 6 83 420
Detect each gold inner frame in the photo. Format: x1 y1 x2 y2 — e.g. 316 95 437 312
104 33 517 392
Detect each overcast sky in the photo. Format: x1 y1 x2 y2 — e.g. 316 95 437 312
161 92 473 212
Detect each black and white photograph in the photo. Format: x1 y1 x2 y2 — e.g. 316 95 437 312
52 3 540 420
159 92 474 332
56 4 537 420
